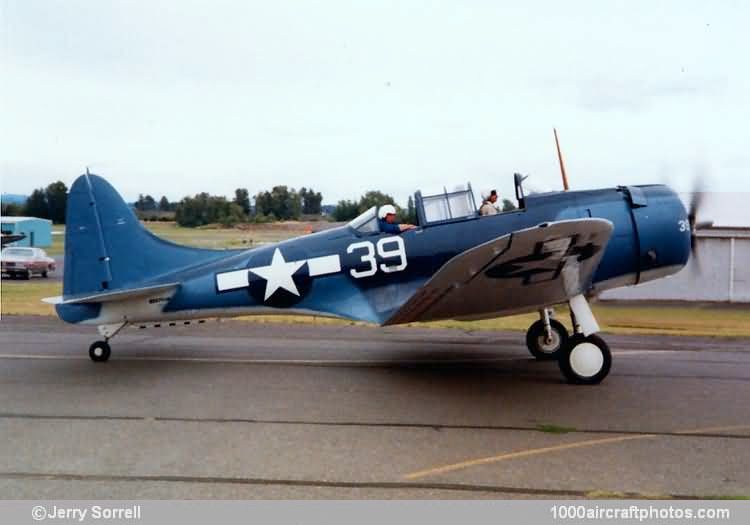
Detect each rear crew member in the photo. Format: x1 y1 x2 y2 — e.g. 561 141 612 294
378 204 416 233
479 189 499 216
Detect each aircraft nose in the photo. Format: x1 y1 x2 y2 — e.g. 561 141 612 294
628 185 691 283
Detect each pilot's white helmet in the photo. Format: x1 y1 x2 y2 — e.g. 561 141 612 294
481 189 492 200
378 204 397 219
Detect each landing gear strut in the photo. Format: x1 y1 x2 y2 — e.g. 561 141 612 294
556 294 611 385
526 308 568 360
88 321 127 363
527 296 612 384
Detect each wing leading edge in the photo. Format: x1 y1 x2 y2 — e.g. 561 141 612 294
384 218 613 325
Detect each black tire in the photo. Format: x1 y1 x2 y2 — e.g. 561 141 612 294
526 319 568 360
558 334 611 385
88 341 111 362
42 271 48 278
22 270 31 280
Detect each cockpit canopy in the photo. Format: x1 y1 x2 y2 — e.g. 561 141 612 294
347 177 527 234
415 185 477 226
347 186 479 235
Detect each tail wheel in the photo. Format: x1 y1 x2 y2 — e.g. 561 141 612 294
89 341 111 362
526 319 568 360
558 334 611 385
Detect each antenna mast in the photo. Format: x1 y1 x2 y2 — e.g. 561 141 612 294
553 128 569 191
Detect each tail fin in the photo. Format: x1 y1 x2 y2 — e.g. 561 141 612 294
63 173 230 297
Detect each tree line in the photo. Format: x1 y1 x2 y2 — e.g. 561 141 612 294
2 180 512 228
1 182 326 227
331 191 417 223
171 186 324 227
134 194 176 213
1 181 68 224
171 187 419 227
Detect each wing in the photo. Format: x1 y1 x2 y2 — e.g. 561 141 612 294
384 218 613 325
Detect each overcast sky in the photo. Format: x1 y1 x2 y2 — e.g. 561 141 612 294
1 1 748 223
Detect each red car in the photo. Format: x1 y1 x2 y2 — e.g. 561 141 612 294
1 247 56 279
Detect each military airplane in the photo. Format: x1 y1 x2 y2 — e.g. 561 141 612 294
1 231 26 247
45 171 699 384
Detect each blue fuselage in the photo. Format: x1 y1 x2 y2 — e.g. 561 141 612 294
157 185 690 325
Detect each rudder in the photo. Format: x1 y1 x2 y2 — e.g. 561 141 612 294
63 173 231 297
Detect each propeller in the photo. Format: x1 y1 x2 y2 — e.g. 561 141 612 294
686 177 713 268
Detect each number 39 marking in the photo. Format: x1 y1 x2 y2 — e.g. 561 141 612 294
347 237 407 278
678 219 690 232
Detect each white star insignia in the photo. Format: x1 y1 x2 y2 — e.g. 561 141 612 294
215 251 341 296
248 248 306 301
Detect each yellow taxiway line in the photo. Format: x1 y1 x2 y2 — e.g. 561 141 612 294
404 424 750 480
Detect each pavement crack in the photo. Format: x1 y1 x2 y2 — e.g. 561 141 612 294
0 470 702 499
1 413 748 440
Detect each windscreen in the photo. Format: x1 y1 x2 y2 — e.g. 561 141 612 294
348 206 379 234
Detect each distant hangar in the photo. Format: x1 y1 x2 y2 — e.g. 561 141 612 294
601 226 750 303
0 216 53 248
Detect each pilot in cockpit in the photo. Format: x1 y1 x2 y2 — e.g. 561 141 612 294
378 204 416 234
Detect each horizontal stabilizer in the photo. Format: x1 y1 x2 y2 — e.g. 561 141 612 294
43 282 179 305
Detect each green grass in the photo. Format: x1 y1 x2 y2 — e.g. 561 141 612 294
236 304 750 339
46 225 66 256
0 279 60 316
189 304 737 338
143 222 256 250
44 221 311 256
585 490 673 499
8 222 750 337
536 424 577 434
144 221 311 249
2 277 749 339
419 303 750 338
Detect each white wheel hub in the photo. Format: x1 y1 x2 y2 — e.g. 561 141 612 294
569 342 604 378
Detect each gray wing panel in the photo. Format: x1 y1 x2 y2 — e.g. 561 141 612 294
384 219 613 325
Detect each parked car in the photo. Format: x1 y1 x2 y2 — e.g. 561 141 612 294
0 247 56 279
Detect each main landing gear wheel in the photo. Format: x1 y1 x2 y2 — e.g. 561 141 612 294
558 334 611 385
526 319 568 360
88 341 111 362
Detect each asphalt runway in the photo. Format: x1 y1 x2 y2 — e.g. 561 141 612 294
0 315 749 499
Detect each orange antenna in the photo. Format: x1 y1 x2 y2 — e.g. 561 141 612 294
554 128 569 191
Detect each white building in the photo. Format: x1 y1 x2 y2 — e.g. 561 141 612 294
600 227 750 303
